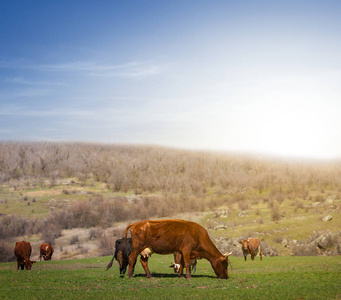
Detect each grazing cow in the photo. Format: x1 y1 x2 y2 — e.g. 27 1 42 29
110 219 232 279
239 238 263 261
39 243 54 261
14 241 36 270
169 252 197 275
106 237 154 276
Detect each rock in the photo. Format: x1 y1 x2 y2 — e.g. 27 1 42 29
264 247 278 256
322 215 332 222
215 206 229 218
281 238 288 247
315 233 332 249
238 211 248 217
325 198 334 204
213 223 228 230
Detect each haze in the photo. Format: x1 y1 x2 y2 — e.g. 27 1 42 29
1 1 340 160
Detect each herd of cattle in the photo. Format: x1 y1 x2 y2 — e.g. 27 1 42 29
14 241 54 270
14 219 263 279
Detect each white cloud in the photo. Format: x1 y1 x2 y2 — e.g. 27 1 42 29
0 58 168 78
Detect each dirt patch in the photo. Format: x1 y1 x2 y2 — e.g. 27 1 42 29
26 190 62 197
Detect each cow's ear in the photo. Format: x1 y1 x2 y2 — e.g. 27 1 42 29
239 241 243 244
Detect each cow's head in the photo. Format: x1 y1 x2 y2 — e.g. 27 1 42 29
212 252 232 279
24 259 36 270
169 262 181 273
239 239 249 251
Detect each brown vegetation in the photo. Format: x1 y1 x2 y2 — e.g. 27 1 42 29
1 142 341 261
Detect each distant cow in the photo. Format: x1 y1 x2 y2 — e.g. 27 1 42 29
14 241 36 270
109 219 232 279
170 252 197 275
107 237 153 276
39 243 54 261
239 238 263 261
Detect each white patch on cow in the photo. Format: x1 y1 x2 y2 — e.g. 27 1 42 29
46 245 49 251
174 263 181 273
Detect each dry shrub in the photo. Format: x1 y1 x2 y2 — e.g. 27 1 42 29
40 220 62 245
271 201 281 221
97 233 115 256
273 236 283 244
69 201 99 228
0 215 34 238
97 197 129 227
0 241 16 262
88 229 99 240
294 200 305 213
70 235 79 245
238 200 249 211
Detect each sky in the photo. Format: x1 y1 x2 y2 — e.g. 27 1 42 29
1 0 341 160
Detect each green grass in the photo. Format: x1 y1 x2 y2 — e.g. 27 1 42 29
1 255 340 299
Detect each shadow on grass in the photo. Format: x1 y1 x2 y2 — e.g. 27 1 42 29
126 273 217 279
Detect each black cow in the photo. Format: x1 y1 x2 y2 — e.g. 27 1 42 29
113 237 132 275
107 237 153 275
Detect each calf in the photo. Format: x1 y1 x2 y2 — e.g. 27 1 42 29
106 237 153 276
239 238 263 261
14 241 36 270
113 237 133 275
170 252 197 275
39 243 54 261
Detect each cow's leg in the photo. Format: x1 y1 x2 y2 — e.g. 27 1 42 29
259 247 262 261
244 254 247 261
182 252 192 279
139 255 153 278
17 260 20 270
128 250 139 279
178 255 185 278
39 254 42 261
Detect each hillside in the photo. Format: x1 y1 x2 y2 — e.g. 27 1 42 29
0 142 340 261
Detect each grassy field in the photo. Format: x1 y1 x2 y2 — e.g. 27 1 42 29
0 255 340 299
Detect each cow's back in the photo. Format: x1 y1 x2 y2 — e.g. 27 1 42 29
15 241 31 259
131 219 213 254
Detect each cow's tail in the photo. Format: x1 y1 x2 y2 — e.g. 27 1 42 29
117 223 133 264
105 223 133 271
120 223 133 253
105 255 115 271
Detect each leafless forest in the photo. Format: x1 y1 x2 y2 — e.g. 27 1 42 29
2 142 341 193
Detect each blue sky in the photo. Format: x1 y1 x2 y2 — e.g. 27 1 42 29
1 0 341 159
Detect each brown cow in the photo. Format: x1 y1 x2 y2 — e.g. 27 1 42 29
170 252 197 275
39 243 54 261
239 238 263 261
14 241 36 270
111 219 232 279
